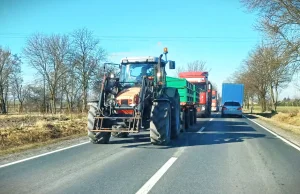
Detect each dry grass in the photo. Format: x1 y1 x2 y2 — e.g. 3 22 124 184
272 111 300 126
249 113 300 135
276 106 300 114
243 106 300 135
0 134 85 156
0 113 87 154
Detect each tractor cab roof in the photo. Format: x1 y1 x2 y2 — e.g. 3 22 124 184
120 56 166 64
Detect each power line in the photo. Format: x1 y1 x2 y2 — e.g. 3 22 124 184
0 35 257 40
0 36 259 43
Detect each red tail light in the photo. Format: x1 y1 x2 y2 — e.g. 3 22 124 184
134 94 139 105
237 107 242 110
222 106 227 110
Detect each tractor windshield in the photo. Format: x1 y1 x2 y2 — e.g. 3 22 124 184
194 83 207 92
120 63 154 83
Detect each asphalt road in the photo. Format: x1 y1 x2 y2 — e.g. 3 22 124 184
1 113 300 194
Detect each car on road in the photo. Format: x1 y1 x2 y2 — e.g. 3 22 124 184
221 101 243 118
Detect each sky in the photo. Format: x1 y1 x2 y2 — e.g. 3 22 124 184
0 0 297 99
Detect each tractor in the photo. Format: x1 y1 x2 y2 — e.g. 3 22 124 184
87 48 181 145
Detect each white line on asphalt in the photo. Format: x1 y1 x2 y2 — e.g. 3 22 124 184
243 115 300 152
0 141 90 169
209 118 213 121
136 157 177 194
197 127 205 133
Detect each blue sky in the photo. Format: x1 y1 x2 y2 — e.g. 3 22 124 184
0 0 297 99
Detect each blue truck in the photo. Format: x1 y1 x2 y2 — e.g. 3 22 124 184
221 83 244 106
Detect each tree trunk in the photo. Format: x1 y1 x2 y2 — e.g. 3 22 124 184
19 101 23 113
0 99 7 114
60 94 63 113
5 87 8 113
66 93 71 113
274 85 278 112
82 86 87 113
270 85 276 111
259 92 267 112
51 92 56 114
13 97 16 112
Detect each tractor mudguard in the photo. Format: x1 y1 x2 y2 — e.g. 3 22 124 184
163 87 178 99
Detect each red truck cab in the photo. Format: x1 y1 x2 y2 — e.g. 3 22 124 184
211 90 219 112
179 72 212 118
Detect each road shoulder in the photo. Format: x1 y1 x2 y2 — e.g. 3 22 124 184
244 114 300 148
0 136 89 166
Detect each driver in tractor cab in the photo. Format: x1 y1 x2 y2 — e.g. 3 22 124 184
136 65 150 82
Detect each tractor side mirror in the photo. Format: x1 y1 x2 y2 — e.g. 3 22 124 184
169 61 175 69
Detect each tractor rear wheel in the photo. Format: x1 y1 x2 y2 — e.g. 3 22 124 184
190 109 194 126
87 104 111 144
171 93 180 139
150 101 171 145
185 108 190 131
180 111 186 132
193 108 197 124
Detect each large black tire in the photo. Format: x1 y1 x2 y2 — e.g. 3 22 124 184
185 109 190 130
180 111 186 132
87 103 111 144
171 93 180 139
189 109 194 126
193 108 197 124
150 101 171 145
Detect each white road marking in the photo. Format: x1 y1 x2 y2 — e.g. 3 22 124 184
0 141 90 169
136 157 178 194
209 118 213 121
197 127 205 133
173 147 186 158
243 115 300 152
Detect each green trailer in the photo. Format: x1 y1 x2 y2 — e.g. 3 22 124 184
166 76 199 131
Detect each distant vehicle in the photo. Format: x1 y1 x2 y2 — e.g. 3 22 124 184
221 101 243 118
179 72 212 118
221 83 244 106
221 83 244 118
211 90 219 112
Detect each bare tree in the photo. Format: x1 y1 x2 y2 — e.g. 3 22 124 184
234 68 257 109
71 28 106 112
0 47 10 113
241 0 300 69
176 60 210 76
234 42 293 112
22 83 46 112
264 45 292 111
187 60 210 71
0 47 21 114
23 34 71 114
61 71 82 112
11 56 24 113
243 46 270 112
